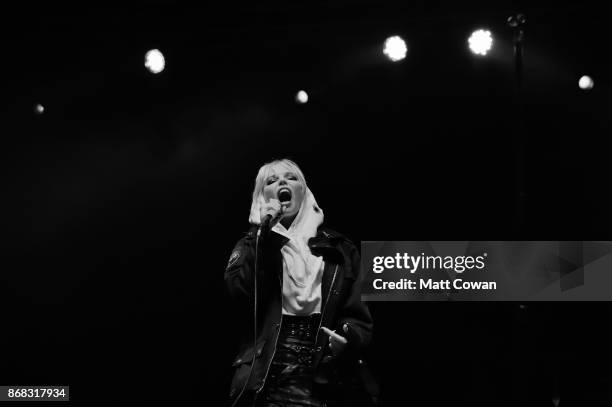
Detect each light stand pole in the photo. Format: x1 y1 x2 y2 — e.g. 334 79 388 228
507 17 530 407
507 13 527 234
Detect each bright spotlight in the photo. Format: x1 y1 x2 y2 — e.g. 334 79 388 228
34 104 45 114
468 29 493 56
383 36 407 62
578 75 594 90
295 90 308 104
145 49 165 74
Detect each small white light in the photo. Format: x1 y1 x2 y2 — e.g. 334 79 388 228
578 75 594 90
383 35 407 62
145 49 165 74
34 104 45 114
295 90 309 104
468 29 493 56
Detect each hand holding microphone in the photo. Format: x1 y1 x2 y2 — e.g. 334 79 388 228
260 189 292 229
260 199 284 228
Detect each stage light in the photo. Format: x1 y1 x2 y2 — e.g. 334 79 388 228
145 49 165 74
468 29 493 56
578 75 594 90
383 35 407 62
34 104 45 114
295 90 309 104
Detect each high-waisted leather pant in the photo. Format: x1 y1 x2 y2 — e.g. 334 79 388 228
255 313 327 407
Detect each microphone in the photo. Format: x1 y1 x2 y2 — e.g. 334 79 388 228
261 189 292 229
261 214 274 229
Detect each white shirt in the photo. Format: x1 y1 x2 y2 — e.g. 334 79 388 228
272 223 325 316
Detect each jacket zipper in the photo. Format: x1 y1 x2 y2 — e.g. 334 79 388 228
256 271 284 394
256 263 339 394
313 264 339 350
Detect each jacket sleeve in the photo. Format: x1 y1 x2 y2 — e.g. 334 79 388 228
224 234 257 303
336 241 373 357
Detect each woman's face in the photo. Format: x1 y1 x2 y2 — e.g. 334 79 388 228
262 163 305 219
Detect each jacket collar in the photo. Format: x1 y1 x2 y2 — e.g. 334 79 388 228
308 227 346 265
245 225 346 264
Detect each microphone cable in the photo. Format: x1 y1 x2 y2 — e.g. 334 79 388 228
230 224 264 407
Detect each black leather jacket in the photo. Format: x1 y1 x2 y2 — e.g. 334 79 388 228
224 225 373 406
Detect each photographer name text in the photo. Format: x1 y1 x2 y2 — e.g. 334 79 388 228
371 253 497 291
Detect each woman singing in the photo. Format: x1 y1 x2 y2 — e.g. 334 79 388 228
225 159 374 407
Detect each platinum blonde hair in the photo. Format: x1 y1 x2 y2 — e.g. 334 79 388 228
248 159 308 225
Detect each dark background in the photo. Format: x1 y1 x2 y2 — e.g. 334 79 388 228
1 1 611 405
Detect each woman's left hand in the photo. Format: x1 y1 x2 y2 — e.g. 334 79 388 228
320 324 349 356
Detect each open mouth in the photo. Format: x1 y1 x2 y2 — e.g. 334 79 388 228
278 187 292 203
